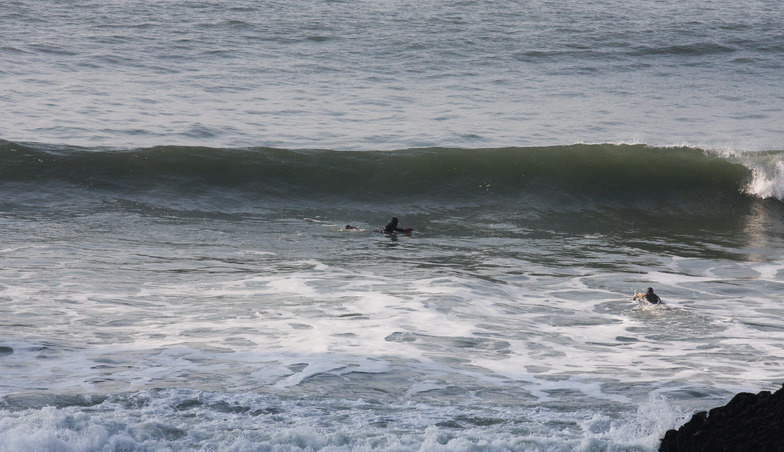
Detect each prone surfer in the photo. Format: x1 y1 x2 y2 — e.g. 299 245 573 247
382 217 413 235
634 287 661 304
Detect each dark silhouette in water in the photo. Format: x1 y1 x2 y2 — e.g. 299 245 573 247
383 217 413 235
634 287 661 304
644 287 661 304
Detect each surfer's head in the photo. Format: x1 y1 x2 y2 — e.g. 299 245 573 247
389 217 399 227
647 287 654 294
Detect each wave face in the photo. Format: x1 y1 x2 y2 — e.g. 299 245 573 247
2 141 777 211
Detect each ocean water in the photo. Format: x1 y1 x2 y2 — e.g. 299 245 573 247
2 1 784 451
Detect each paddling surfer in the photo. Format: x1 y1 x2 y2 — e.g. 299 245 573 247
383 217 413 235
634 287 661 304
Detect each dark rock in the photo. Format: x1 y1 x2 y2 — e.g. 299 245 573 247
660 383 784 452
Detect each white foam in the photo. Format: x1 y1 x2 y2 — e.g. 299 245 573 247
574 393 690 452
0 388 696 452
4 228 784 452
712 148 784 201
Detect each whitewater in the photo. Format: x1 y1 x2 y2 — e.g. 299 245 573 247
2 0 784 451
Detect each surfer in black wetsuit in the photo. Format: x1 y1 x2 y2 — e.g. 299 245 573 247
383 217 413 234
644 287 661 304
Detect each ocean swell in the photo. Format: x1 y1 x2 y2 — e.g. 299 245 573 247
1 140 780 210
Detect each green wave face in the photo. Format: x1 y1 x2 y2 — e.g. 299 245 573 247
2 141 781 210
3 140 784 260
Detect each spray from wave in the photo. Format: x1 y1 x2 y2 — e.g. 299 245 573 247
724 150 784 201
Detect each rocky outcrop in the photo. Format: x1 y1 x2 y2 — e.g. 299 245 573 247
660 384 784 452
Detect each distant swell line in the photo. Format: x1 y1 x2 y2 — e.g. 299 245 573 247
629 42 736 56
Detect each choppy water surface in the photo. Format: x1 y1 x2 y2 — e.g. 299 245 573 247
2 0 784 449
1 0 783 150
